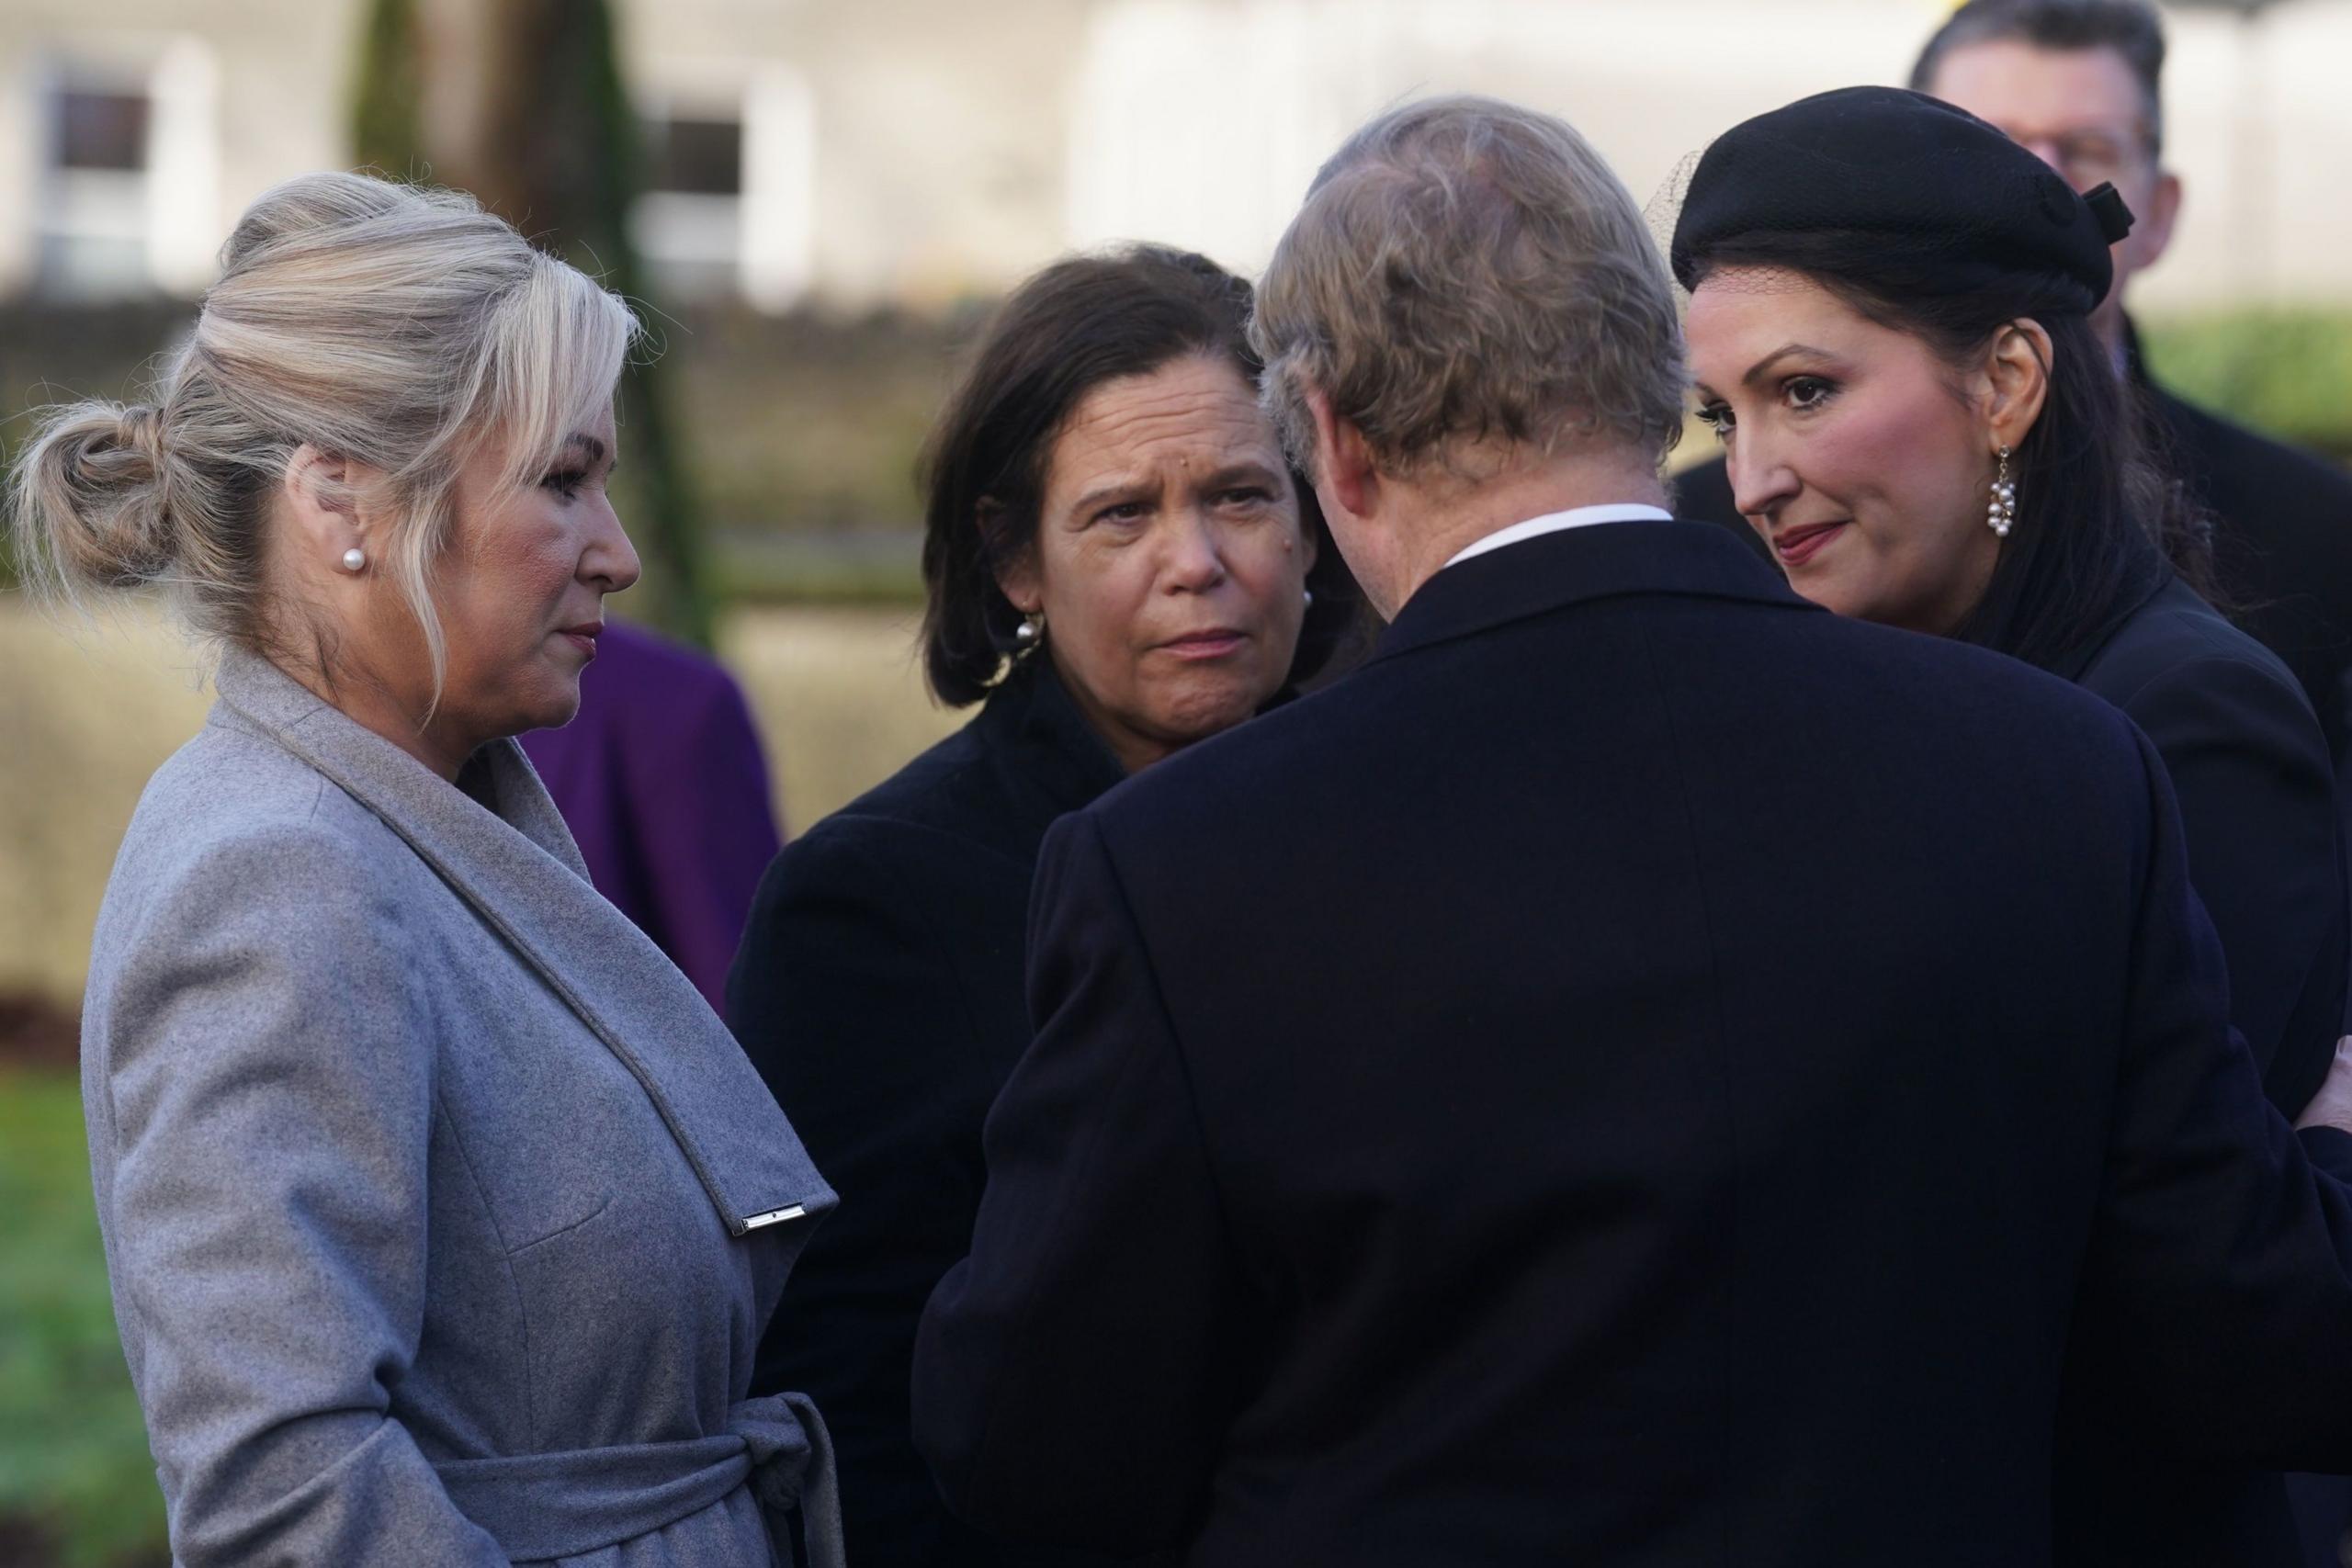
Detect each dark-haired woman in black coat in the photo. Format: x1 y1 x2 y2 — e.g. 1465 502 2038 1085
1674 86 2347 1568
727 244 1359 1567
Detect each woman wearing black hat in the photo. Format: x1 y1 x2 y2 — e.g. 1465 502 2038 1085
1674 85 2346 1567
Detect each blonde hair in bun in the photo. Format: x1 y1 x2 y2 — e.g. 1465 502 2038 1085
6 170 639 694
10 400 180 594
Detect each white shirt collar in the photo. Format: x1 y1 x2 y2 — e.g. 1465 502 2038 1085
1442 503 1673 570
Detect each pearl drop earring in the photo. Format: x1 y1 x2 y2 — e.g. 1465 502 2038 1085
341 547 367 573
1014 613 1043 647
1987 446 2017 539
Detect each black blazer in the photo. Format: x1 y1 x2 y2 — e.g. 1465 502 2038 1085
913 522 2352 1568
728 660 1124 1568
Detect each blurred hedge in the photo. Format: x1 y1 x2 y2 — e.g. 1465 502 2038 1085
0 300 957 592
8 301 2346 600
2143 309 2352 460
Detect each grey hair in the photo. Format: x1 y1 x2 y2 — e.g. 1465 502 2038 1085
1911 1 2167 155
6 170 639 699
1250 94 1687 481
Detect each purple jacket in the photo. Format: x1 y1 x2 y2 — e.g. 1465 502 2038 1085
520 620 782 1011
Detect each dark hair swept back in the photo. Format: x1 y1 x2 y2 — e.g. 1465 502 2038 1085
1685 227 2190 674
918 243 1358 706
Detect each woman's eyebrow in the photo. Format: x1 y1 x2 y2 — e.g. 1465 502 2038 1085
1067 476 1152 515
1741 344 1834 388
1200 460 1283 489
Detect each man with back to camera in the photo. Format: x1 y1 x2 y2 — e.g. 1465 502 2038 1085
908 93 2352 1567
1676 0 2352 788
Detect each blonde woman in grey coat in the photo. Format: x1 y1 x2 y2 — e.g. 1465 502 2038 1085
8 173 842 1567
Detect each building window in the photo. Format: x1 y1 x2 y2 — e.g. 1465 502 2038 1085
38 82 154 298
648 116 744 198
55 90 151 173
628 71 814 311
632 108 745 302
31 43 219 299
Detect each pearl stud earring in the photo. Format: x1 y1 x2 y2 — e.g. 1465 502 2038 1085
341 547 367 572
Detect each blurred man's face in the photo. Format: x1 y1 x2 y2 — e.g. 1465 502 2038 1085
1926 39 2180 345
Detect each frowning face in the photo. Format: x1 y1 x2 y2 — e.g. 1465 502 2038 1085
998 353 1313 773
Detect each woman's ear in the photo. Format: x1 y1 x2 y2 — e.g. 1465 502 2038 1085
982 502 1041 615
1984 319 2054 455
281 445 388 573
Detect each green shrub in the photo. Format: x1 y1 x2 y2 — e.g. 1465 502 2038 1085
0 1070 167 1567
2142 309 2352 460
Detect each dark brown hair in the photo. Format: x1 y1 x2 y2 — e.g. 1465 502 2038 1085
918 243 1358 706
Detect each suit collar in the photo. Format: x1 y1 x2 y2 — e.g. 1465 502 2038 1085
211 647 833 1235
1373 518 1821 664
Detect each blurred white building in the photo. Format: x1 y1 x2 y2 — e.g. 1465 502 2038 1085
0 0 2346 312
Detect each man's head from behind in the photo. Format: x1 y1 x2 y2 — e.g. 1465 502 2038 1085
1912 0 2180 345
1250 96 1684 615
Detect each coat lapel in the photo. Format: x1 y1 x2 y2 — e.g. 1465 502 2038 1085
212 648 833 1236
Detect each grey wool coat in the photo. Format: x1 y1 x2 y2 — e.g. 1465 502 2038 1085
80 647 843 1567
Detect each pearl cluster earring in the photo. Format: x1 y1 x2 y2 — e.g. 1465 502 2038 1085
1988 446 2017 539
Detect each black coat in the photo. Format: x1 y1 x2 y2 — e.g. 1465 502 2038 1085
2065 577 2348 1114
1672 466 2348 1117
728 660 1124 1568
912 521 2352 1568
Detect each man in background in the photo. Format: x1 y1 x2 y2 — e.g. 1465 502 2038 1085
1675 0 2352 784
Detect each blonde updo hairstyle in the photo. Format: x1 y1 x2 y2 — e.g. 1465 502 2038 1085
6 171 639 697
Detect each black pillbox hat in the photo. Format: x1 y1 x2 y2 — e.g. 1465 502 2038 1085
1669 85 2133 313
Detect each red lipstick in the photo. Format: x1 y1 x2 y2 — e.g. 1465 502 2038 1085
1772 522 1848 569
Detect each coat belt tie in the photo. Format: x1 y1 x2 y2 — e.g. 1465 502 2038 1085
431 1391 844 1566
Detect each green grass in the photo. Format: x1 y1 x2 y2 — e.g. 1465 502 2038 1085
0 1069 167 1567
